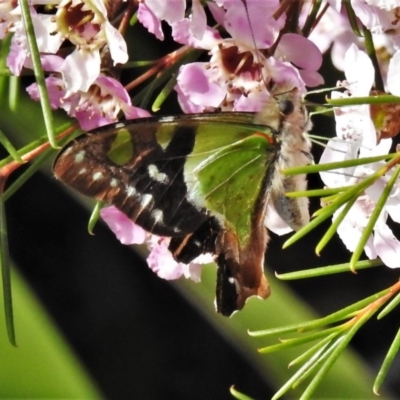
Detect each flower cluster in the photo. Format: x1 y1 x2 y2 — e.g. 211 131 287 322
320 43 400 268
2 0 148 131
2 0 400 282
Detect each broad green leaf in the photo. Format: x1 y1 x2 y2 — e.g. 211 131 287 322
0 267 101 399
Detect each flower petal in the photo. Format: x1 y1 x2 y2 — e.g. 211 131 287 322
344 44 374 96
146 238 186 280
60 48 100 93
104 21 128 65
100 206 147 245
145 0 185 24
176 62 226 110
387 50 400 96
374 223 400 268
224 0 283 49
277 34 323 71
137 3 164 40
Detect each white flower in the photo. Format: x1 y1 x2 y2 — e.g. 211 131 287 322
320 44 400 268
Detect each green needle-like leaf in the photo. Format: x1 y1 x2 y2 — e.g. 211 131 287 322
129 10 138 25
350 165 400 270
301 307 376 399
315 195 357 255
88 201 103 235
272 340 341 400
0 128 23 163
285 186 346 198
124 60 155 68
152 73 177 111
250 287 391 338
289 333 337 367
20 0 57 149
283 153 394 175
285 183 369 250
0 195 16 346
258 326 345 354
363 26 384 91
374 328 400 395
0 35 12 102
327 94 400 106
292 339 343 389
378 292 400 320
283 209 332 249
230 386 255 400
276 259 382 280
343 0 362 36
272 348 325 400
297 337 346 400
8 75 19 111
285 163 387 249
0 123 76 170
138 72 161 110
301 0 323 37
3 150 54 202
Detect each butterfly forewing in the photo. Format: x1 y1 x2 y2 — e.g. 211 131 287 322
54 118 209 236
53 114 271 239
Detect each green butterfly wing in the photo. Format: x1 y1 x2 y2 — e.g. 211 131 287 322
53 101 311 316
54 113 275 239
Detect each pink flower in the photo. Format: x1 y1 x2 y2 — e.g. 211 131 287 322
27 73 150 130
6 6 63 76
137 0 185 40
275 33 323 87
4 0 128 94
100 206 147 245
173 1 322 113
56 0 128 93
100 207 211 282
351 0 400 33
147 238 212 282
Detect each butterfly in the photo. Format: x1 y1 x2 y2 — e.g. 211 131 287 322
53 88 312 316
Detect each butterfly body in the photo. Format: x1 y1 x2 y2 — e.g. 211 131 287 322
54 90 312 316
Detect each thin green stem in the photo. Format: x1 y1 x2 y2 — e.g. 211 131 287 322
0 195 16 346
20 0 57 148
363 26 384 91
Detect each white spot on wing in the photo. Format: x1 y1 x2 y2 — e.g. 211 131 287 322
74 150 86 163
160 116 175 122
141 193 153 208
148 164 169 184
132 193 154 220
126 186 137 197
93 172 103 181
152 209 164 224
79 168 87 174
110 178 119 187
147 164 158 176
